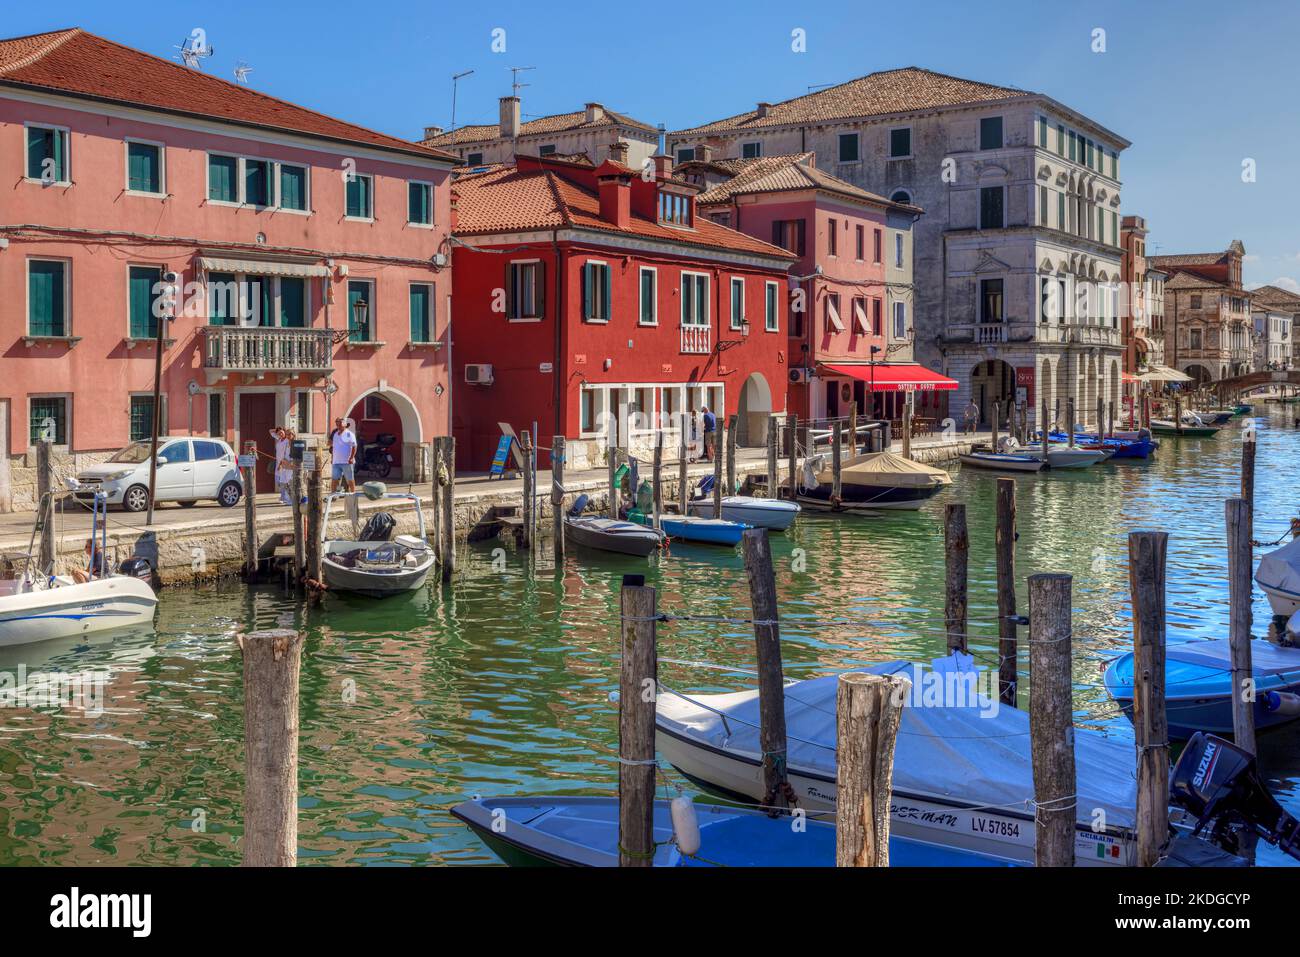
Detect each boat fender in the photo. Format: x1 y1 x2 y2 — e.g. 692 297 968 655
1263 691 1300 716
670 795 700 856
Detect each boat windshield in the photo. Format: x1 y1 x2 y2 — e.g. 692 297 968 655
107 442 153 465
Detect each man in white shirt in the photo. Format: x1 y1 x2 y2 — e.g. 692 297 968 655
329 417 357 492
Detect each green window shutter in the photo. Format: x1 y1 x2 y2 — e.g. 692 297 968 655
26 127 62 181
127 142 159 192
28 261 66 337
280 277 306 327
410 284 430 341
26 128 44 179
505 263 517 318
280 165 306 210
347 176 371 217
209 155 237 201
601 266 611 320
245 160 271 206
408 183 430 223
208 272 237 325
583 264 593 319
129 266 161 338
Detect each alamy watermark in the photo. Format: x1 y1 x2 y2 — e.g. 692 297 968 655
0 666 107 717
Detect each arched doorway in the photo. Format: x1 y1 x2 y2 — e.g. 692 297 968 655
344 387 424 481
736 372 773 447
1183 364 1213 388
969 358 1015 427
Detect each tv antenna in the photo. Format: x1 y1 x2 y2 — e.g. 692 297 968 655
509 65 536 97
449 69 474 146
233 61 253 84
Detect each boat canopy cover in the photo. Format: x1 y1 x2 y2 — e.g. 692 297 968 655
1257 538 1300 599
814 451 951 488
661 664 1137 829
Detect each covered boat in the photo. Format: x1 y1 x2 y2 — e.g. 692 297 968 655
1256 537 1300 617
655 662 1139 865
564 495 665 557
1103 638 1300 738
798 451 950 512
320 489 434 597
451 796 1017 867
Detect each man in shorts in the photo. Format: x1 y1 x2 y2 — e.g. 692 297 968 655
330 417 357 492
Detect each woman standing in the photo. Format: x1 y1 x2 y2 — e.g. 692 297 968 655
271 427 295 505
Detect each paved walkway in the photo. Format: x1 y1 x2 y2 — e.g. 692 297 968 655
0 430 984 552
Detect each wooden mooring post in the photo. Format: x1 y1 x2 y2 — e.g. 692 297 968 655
848 406 858 455
305 460 323 596
1242 426 1256 511
835 672 908 866
243 440 259 579
238 628 304 866
1040 398 1050 460
677 429 689 514
291 463 304 585
652 431 664 530
608 444 619 520
725 413 737 496
552 435 566 561
996 478 1018 706
1227 499 1257 755
991 399 1001 452
831 419 843 506
741 529 789 814
1096 396 1105 437
438 436 456 582
618 575 658 867
712 430 723 519
902 401 912 459
1028 572 1076 867
520 430 534 552
1128 531 1169 866
786 414 799 501
36 438 53 574
1066 397 1076 446
766 419 779 498
944 503 968 653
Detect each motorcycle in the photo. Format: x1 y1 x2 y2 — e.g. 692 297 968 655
358 432 396 478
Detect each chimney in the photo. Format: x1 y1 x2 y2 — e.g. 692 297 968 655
499 96 521 139
756 102 773 117
597 169 631 229
423 125 444 142
608 140 629 165
697 143 714 163
585 102 605 124
652 154 672 180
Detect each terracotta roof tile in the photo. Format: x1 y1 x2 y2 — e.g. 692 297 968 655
1165 271 1226 291
691 153 918 211
672 67 1033 137
1250 284 1300 309
425 105 655 147
0 28 454 161
1148 251 1228 269
453 162 795 261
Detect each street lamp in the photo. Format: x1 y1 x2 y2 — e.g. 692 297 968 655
352 297 368 341
869 344 882 418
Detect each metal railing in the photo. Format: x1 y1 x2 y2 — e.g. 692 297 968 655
203 326 334 374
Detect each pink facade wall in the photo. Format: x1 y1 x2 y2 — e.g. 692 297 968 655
1 93 452 468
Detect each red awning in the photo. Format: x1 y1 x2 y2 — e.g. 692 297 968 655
823 363 958 393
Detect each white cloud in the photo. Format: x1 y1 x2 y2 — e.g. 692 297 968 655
1267 276 1300 293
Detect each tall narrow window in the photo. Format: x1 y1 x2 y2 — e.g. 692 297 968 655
129 396 156 442
408 182 432 225
1039 185 1048 225
889 127 911 158
681 273 709 326
582 262 611 322
640 267 657 325
979 116 1003 150
208 393 224 437
980 278 1004 323
892 301 906 339
772 219 806 256
838 132 860 163
825 293 843 333
765 282 779 332
129 265 163 339
827 219 837 257
126 141 162 194
30 396 67 445
979 187 1005 229
873 228 883 264
894 233 904 268
280 277 306 328
346 174 373 218
409 284 432 342
507 260 543 320
26 126 68 183
244 159 272 206
280 164 308 211
872 298 882 336
730 277 745 330
855 225 865 261
208 154 237 202
348 280 373 342
28 260 67 337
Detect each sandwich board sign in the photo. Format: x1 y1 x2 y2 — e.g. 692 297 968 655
489 435 514 479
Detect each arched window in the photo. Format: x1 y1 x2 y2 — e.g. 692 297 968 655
890 190 911 204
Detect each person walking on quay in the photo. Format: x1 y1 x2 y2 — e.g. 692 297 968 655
271 426 295 505
701 405 717 461
963 398 980 435
329 417 357 493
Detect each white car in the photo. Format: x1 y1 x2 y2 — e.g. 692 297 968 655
75 437 244 512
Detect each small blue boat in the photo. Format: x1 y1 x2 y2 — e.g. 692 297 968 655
1047 430 1157 459
1103 638 1300 739
630 510 750 546
451 796 1019 867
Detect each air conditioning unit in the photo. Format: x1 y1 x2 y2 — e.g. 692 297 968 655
465 363 494 385
788 367 811 384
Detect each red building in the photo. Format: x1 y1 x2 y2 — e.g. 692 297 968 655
450 152 796 470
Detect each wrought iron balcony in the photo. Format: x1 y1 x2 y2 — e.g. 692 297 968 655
202 325 334 380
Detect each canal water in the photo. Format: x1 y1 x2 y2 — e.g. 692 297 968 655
2 404 1299 866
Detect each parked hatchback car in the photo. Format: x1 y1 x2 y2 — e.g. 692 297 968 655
75 437 244 512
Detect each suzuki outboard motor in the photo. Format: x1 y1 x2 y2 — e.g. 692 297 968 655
118 557 153 582
359 511 396 542
568 494 590 518
1170 732 1300 860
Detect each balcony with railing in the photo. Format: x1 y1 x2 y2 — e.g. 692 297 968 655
680 323 711 354
202 326 334 380
945 319 1122 349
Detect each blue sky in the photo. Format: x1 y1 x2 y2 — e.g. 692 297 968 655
10 0 1300 289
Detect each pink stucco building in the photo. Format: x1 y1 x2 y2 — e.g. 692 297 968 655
0 29 456 509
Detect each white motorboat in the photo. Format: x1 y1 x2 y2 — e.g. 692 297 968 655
320 488 435 597
654 662 1141 866
0 575 157 648
1014 438 1109 469
686 495 800 530
1257 537 1300 618
564 495 665 557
